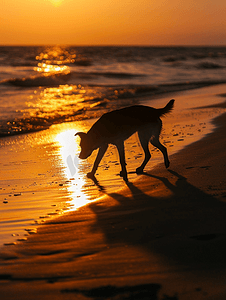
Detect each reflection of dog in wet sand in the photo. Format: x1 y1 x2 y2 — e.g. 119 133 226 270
75 99 174 182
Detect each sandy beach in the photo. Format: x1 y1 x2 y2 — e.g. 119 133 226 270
1 84 226 299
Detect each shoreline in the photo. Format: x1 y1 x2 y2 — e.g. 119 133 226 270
1 84 226 299
1 80 226 139
1 84 226 247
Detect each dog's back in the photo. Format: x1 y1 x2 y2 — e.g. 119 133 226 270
88 100 174 144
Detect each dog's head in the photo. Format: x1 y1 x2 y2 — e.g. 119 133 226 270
75 132 96 159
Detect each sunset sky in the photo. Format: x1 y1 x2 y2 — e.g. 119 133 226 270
1 0 226 45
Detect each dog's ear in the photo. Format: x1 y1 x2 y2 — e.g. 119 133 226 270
74 132 87 140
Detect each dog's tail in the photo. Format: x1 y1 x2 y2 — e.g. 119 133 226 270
158 99 175 116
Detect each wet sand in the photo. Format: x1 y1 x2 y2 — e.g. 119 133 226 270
1 85 226 299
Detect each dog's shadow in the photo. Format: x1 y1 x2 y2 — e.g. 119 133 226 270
87 174 106 192
88 168 226 268
88 170 143 193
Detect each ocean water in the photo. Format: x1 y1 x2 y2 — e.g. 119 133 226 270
1 45 226 137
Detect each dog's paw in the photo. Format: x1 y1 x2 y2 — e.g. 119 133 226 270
120 171 128 182
136 167 144 174
165 161 170 169
123 175 128 182
87 172 95 179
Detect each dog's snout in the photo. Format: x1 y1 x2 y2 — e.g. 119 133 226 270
79 152 87 159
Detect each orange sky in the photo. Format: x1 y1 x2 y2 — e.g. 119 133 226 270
1 0 226 45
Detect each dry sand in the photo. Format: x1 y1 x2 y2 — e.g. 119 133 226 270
1 85 226 299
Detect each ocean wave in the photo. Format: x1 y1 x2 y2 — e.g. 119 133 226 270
196 62 225 69
91 71 146 78
71 58 92 66
71 71 146 80
0 105 106 138
0 72 71 87
2 80 226 138
163 56 187 62
10 61 38 67
114 80 226 98
0 108 87 137
0 71 145 88
0 118 50 137
191 52 226 59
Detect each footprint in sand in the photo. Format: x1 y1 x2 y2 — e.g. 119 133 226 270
200 166 211 170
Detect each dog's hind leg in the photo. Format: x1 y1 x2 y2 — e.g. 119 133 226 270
136 131 151 174
151 137 170 168
87 144 108 178
116 141 128 182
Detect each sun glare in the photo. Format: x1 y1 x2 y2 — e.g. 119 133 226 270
49 0 63 7
34 63 69 74
55 128 90 210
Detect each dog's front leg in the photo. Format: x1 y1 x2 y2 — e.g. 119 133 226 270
116 142 128 182
87 144 108 179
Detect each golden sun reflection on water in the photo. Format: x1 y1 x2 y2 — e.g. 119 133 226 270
34 63 69 74
55 128 90 211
